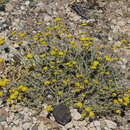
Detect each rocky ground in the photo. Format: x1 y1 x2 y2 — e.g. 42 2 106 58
0 0 130 129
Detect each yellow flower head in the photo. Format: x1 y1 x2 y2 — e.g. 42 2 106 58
45 105 53 111
58 51 63 56
76 102 83 108
50 51 56 55
44 81 50 86
43 66 48 71
89 111 94 117
0 58 3 63
85 107 91 112
26 53 33 59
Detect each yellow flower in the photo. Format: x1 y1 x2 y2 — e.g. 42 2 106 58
126 46 130 49
115 44 120 48
37 22 42 25
122 40 127 43
52 79 56 83
14 91 19 96
0 91 3 96
58 69 63 73
84 80 88 84
76 102 83 108
50 65 54 69
116 110 121 114
104 56 110 61
93 61 99 66
36 73 41 77
11 30 16 35
17 96 21 100
50 61 55 65
43 66 48 71
113 93 117 97
21 86 27 92
10 94 16 100
19 32 25 38
58 91 62 96
41 53 46 59
58 51 63 56
26 53 33 59
45 105 53 111
41 41 47 46
0 40 4 45
50 51 56 55
81 113 86 118
18 85 24 90
75 88 80 92
72 61 77 65
66 34 74 38
0 78 8 87
118 98 123 103
55 17 61 21
6 98 11 103
0 58 3 63
114 99 119 104
62 80 67 85
85 107 91 112
44 81 50 86
81 93 85 98
91 65 97 69
105 71 110 75
70 41 75 45
97 57 101 60
89 111 94 117
81 23 87 26
40 38 45 42
113 57 118 61
75 82 80 87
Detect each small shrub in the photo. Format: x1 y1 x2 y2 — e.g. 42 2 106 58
0 18 129 120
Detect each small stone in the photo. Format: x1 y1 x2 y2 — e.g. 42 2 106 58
37 116 60 130
23 122 32 129
105 120 117 129
0 124 4 130
93 120 100 127
52 104 72 125
5 3 13 12
43 14 52 22
117 20 126 26
25 1 30 6
89 122 95 128
33 7 41 15
70 109 81 120
11 126 23 130
0 108 8 122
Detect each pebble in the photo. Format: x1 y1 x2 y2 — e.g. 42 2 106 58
70 109 81 120
105 120 117 129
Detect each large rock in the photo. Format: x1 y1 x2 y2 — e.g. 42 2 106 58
52 104 72 125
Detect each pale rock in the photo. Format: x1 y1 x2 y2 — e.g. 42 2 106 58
11 126 23 130
65 121 73 129
22 122 32 129
43 14 52 22
89 122 94 128
70 109 81 120
5 3 14 12
117 20 126 26
25 1 30 6
105 120 117 129
93 120 100 127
